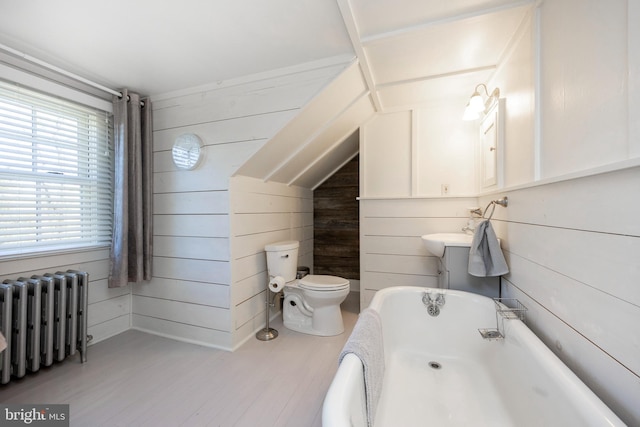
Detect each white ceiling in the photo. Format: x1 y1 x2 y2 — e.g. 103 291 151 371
0 0 353 97
0 0 532 109
0 0 533 189
343 0 532 111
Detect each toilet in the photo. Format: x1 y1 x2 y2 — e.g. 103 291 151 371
265 240 350 336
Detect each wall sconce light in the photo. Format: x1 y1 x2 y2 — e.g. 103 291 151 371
463 83 500 120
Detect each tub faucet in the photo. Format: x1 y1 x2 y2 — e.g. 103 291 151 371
422 291 445 317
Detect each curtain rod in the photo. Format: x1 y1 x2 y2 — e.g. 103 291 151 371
0 42 144 106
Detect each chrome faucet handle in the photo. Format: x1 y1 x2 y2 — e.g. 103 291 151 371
422 292 431 306
422 291 446 307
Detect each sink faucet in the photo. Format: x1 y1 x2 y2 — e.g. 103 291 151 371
462 218 476 234
462 207 482 234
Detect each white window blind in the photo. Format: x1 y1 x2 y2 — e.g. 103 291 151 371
0 79 114 257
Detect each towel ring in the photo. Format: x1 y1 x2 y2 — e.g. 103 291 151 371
482 197 508 220
483 202 497 220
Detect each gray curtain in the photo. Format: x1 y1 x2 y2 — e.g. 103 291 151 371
109 90 153 288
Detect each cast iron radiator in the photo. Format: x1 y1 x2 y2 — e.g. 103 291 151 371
0 270 89 384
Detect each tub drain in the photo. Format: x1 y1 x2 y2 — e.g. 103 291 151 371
428 361 441 370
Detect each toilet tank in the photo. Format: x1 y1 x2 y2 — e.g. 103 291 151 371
265 240 299 282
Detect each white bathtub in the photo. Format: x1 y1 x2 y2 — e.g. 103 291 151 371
323 286 625 427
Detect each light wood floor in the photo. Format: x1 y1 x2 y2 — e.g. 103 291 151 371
0 294 360 427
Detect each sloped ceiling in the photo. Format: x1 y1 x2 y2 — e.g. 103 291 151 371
0 0 533 189
343 0 531 111
236 0 533 188
0 0 354 97
233 61 372 189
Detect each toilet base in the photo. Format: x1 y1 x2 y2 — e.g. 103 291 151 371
283 294 347 336
283 306 344 337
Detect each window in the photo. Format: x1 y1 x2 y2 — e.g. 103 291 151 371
0 79 114 257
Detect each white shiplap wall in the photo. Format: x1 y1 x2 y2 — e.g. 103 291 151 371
360 197 478 308
357 2 640 424
486 166 640 425
229 176 313 349
359 84 481 308
132 61 345 350
0 249 131 345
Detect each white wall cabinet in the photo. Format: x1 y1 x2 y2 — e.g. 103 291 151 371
479 99 504 190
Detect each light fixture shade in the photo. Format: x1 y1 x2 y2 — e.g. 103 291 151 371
463 83 500 121
469 93 484 112
463 103 479 121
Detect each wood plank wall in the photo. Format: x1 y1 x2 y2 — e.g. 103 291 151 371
487 166 640 425
0 61 348 353
359 197 479 308
313 154 360 281
229 176 313 349
132 63 343 350
0 249 130 344
359 168 640 426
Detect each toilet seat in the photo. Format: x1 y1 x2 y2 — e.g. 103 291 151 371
298 275 350 291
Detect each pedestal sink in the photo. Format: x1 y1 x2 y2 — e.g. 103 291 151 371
421 233 474 257
420 232 501 298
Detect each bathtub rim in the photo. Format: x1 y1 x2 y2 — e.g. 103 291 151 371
322 352 366 427
366 286 625 426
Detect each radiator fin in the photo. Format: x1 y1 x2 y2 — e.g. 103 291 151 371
0 270 89 384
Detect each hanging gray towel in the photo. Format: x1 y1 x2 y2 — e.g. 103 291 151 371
339 308 384 427
468 219 509 277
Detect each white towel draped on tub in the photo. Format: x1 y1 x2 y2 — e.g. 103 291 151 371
468 219 509 277
339 308 384 427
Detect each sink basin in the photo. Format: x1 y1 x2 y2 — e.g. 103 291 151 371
421 233 474 257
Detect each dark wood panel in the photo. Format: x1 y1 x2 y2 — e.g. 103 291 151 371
313 155 359 280
314 230 359 246
314 264 359 278
315 170 358 189
314 256 359 272
314 220 359 231
313 243 359 258
314 196 359 211
314 207 359 220
315 160 358 189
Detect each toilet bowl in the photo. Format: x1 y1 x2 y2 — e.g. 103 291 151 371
283 275 350 336
265 241 350 336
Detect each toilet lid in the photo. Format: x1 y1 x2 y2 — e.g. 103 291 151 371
298 275 350 291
